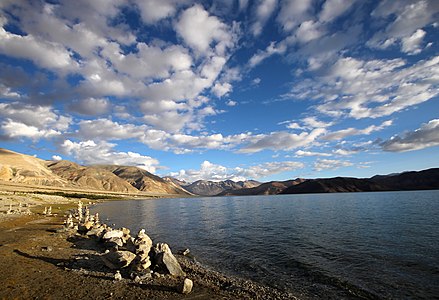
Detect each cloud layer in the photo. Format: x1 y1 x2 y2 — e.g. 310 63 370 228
0 1 438 181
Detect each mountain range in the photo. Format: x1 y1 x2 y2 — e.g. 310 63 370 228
0 148 190 196
0 148 438 197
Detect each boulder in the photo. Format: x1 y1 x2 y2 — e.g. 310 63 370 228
121 227 131 243
77 220 94 233
101 250 136 270
134 229 153 254
106 237 124 247
124 237 137 253
179 278 193 294
139 256 152 270
102 229 124 240
86 226 105 238
153 243 185 277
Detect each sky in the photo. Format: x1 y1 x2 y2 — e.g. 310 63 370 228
0 0 438 183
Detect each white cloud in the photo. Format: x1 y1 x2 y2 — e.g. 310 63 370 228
249 41 287 67
295 150 332 157
101 42 192 80
135 0 188 23
401 29 426 55
289 55 439 119
239 128 326 153
143 111 193 133
1 119 61 140
170 160 304 182
302 117 333 128
73 118 252 154
277 0 313 32
381 119 439 152
60 139 160 173
319 0 355 23
175 4 234 55
235 161 304 179
170 160 236 182
0 25 77 71
52 155 62 161
251 0 278 36
212 82 232 97
313 159 353 171
323 120 392 141
69 98 111 116
0 84 21 99
76 119 146 140
226 100 237 106
281 117 333 130
368 0 439 53
296 20 325 43
332 148 358 156
0 102 71 140
286 122 301 130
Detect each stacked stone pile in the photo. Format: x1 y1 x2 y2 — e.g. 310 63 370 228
63 201 193 294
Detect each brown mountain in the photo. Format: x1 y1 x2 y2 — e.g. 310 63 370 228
0 148 70 187
97 166 191 195
0 148 191 196
218 179 305 196
47 160 138 193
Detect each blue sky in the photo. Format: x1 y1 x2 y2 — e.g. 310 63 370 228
0 0 438 182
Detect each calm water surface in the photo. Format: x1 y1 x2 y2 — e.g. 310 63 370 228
92 191 439 299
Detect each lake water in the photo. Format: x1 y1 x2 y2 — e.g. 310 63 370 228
92 190 439 299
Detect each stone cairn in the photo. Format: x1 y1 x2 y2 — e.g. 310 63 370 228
43 206 53 216
62 201 193 294
5 202 32 215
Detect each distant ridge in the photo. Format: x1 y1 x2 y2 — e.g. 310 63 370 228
1 148 438 197
176 179 261 196
218 179 305 196
281 168 439 194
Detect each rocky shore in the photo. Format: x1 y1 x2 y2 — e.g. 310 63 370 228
0 196 299 299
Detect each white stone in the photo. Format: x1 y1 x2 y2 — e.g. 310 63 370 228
180 278 193 294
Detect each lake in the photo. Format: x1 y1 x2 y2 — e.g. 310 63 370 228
91 190 439 299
